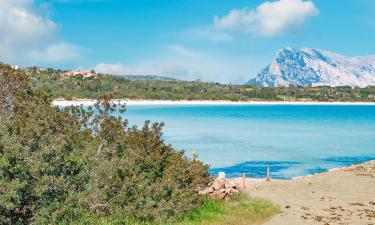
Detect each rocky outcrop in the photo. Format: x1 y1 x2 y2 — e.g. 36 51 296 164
199 178 240 199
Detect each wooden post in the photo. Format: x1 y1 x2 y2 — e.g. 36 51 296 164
266 165 271 181
242 173 246 189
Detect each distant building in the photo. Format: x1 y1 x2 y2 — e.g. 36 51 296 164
63 70 97 79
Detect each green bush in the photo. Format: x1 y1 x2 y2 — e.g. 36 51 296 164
0 66 211 224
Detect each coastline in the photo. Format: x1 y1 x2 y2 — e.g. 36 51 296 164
52 98 375 106
226 160 375 185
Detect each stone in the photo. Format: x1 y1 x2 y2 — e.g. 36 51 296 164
199 190 208 195
210 192 223 200
219 192 226 199
225 188 232 194
217 178 226 188
201 178 241 199
212 182 222 190
206 187 214 194
225 181 237 189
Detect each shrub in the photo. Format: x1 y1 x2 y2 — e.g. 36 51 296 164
0 65 211 224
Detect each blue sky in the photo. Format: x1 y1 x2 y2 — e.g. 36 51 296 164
1 0 375 83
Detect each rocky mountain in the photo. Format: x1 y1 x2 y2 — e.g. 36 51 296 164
248 48 375 87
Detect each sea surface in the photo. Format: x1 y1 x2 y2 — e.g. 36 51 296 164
115 104 375 179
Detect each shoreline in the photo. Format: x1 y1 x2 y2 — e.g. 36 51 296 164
52 99 375 106
226 160 375 184
291 160 375 180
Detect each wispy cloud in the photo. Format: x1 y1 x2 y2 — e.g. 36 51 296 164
183 27 234 43
167 45 198 57
214 0 319 37
29 42 85 62
93 63 149 75
92 50 261 84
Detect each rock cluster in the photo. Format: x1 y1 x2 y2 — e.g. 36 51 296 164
199 178 240 199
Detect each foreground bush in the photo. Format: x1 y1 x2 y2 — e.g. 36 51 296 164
0 65 211 224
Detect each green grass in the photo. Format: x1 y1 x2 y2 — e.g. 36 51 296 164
175 194 279 225
70 194 278 225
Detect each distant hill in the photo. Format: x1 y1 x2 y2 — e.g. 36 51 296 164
107 74 179 81
247 48 375 87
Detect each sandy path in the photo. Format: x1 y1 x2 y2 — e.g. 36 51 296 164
246 161 375 225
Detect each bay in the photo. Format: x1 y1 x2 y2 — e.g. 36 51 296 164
116 104 375 179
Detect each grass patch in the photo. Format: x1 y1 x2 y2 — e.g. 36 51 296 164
53 194 278 225
175 193 279 225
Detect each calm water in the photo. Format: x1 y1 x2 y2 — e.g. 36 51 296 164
115 104 375 179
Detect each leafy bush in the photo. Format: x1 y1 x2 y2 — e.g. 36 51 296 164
0 65 211 224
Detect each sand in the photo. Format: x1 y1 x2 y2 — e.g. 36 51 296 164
52 99 375 106
244 161 375 225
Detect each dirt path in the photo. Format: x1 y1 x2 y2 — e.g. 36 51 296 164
246 161 375 225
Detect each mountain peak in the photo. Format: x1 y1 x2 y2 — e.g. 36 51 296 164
248 48 375 87
276 47 299 56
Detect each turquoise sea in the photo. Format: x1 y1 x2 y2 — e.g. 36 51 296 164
118 104 375 179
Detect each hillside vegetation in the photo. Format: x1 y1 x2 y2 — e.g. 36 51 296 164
30 68 375 102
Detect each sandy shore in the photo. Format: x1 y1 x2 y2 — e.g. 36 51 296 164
242 161 375 225
52 99 375 106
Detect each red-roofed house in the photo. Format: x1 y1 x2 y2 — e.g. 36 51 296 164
63 70 97 79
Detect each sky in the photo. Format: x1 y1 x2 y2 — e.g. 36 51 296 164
0 0 375 84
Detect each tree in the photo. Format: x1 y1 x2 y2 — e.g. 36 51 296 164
74 73 84 81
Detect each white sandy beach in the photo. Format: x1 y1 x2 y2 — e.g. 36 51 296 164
52 99 375 107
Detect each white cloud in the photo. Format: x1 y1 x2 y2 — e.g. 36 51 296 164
167 45 198 57
94 63 148 75
154 63 192 77
0 0 83 65
93 62 192 78
214 0 319 37
93 45 201 80
184 27 234 43
29 42 84 62
93 51 260 84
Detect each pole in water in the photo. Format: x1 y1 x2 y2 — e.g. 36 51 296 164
266 165 271 181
